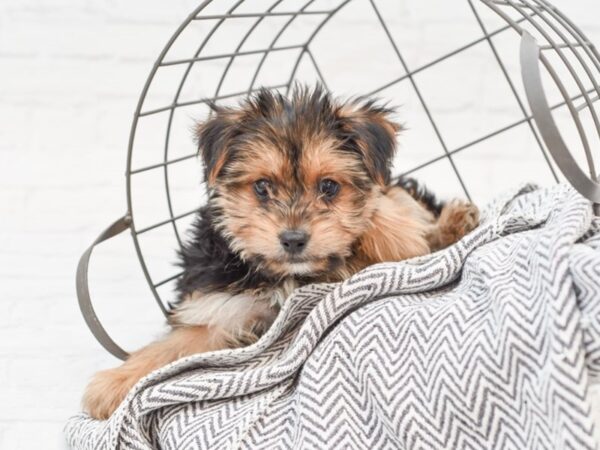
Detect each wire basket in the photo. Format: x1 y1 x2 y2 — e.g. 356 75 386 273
77 0 600 359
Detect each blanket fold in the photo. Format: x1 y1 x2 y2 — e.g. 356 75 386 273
66 184 600 449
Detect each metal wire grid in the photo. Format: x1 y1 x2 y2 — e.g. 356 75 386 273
484 0 600 202
124 0 600 316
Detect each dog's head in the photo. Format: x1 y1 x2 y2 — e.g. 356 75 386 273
195 86 401 278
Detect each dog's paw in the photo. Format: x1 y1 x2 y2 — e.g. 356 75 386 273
448 200 480 236
82 367 135 420
435 200 480 248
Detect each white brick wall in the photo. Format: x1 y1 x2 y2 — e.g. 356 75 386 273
1 1 599 448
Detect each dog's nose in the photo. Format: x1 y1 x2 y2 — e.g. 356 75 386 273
279 230 309 255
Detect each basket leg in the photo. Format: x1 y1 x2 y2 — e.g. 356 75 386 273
76 215 132 360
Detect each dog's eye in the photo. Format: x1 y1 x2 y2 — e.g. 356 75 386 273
253 179 271 200
318 179 340 199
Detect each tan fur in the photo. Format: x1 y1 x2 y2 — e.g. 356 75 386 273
208 151 229 186
354 188 434 267
224 138 291 187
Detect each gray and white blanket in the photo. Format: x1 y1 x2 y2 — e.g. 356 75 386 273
66 184 600 449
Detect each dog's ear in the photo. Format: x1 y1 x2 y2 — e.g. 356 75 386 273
336 100 402 185
195 105 242 186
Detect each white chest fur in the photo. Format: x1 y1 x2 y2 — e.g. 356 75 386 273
171 279 298 337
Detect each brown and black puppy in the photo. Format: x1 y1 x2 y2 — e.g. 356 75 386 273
83 86 479 419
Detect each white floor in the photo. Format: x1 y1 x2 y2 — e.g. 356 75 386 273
1 1 599 448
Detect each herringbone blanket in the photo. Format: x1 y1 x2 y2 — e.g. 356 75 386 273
66 184 600 449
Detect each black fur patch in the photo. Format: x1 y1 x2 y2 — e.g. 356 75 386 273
336 97 400 185
175 202 274 302
394 175 445 217
196 105 234 184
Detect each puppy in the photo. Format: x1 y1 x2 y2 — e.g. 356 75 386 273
83 86 479 419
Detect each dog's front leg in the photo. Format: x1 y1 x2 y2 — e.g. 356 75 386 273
83 290 278 420
82 325 230 420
